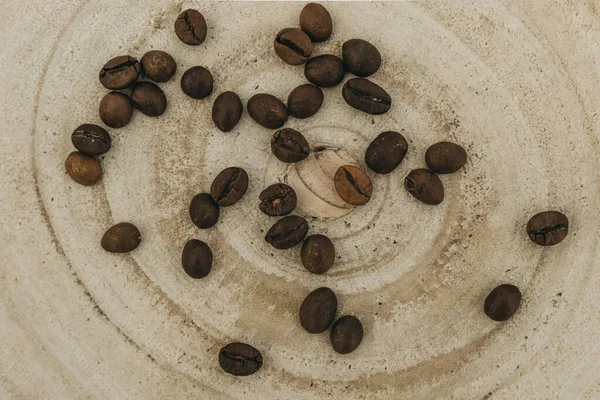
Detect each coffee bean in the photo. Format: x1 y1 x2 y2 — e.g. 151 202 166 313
101 222 141 253
131 81 167 117
259 183 297 216
425 142 467 174
212 91 243 132
140 50 177 82
189 193 220 229
247 94 288 129
99 56 141 90
330 316 363 354
99 91 133 129
299 3 332 42
526 211 569 246
484 284 522 321
181 239 213 279
210 167 249 207
274 28 313 65
365 131 408 174
287 84 323 119
405 169 444 205
65 151 102 186
342 39 381 77
334 165 373 206
271 128 310 163
175 9 207 46
301 235 335 274
181 66 213 99
71 124 111 156
219 343 263 376
342 78 391 115
265 215 308 249
304 54 345 87
299 287 337 333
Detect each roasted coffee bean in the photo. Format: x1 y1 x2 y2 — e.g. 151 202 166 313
404 169 444 205
265 215 308 249
330 315 363 354
65 152 102 186
131 81 167 117
140 50 177 82
99 56 141 90
99 91 133 129
181 66 213 99
271 128 310 163
365 131 408 174
301 234 335 274
526 211 569 246
425 142 467 174
299 3 332 42
334 165 373 206
210 167 249 207
287 84 323 119
189 193 220 229
259 183 297 216
342 39 381 77
274 28 313 65
304 55 345 87
299 287 337 333
484 284 522 322
247 94 288 129
181 239 213 279
342 78 391 115
71 124 111 156
219 343 263 376
175 9 207 46
101 222 141 253
212 91 243 132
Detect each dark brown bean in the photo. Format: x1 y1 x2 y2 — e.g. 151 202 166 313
99 56 141 90
181 239 213 279
259 183 297 216
175 9 207 46
247 94 288 129
526 211 569 246
301 235 335 274
71 124 111 156
274 28 313 65
299 287 337 333
342 39 381 77
271 128 310 163
189 193 220 229
342 78 391 115
334 165 373 206
212 91 243 132
65 151 102 186
131 81 167 117
101 222 141 253
304 55 345 87
219 343 263 376
265 215 309 250
210 167 249 207
140 50 177 82
299 3 333 42
404 169 444 205
484 284 522 321
365 131 408 174
99 91 133 129
180 66 213 99
330 316 363 354
287 84 323 119
425 142 467 174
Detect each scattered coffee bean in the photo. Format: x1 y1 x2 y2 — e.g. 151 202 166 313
304 54 345 87
271 128 310 163
99 56 141 90
330 315 363 354
101 222 141 253
259 183 297 216
219 342 263 376
140 50 177 82
404 169 444 205
274 28 313 65
181 239 213 279
301 234 335 274
342 39 382 77
131 81 167 117
287 84 323 119
247 94 288 129
71 124 111 156
65 151 102 186
342 78 391 115
526 211 569 246
99 91 133 129
189 193 220 229
484 284 522 321
212 91 243 132
425 142 467 174
299 3 332 42
265 215 309 249
299 287 337 333
365 131 408 174
334 165 373 206
175 9 207 46
210 167 249 206
181 66 214 99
